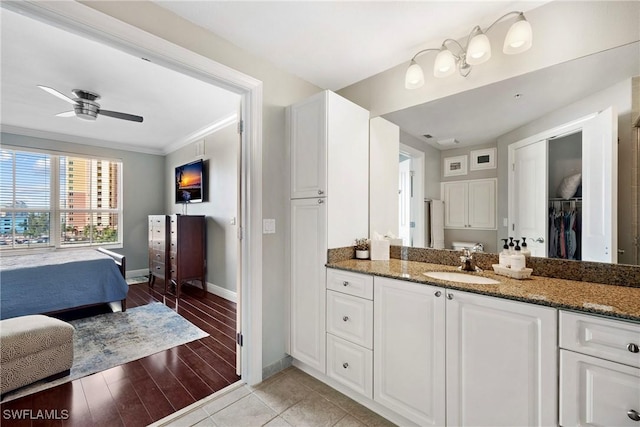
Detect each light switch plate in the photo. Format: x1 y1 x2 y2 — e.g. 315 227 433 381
263 218 276 234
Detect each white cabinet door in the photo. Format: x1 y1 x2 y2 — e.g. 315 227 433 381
290 198 327 372
290 91 327 199
560 349 640 427
373 277 446 426
442 179 496 230
446 290 557 427
443 181 468 228
468 179 496 229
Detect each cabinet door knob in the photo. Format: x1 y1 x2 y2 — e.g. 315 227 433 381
342 316 349 322
318 199 324 204
628 343 640 353
535 237 545 243
434 291 442 297
318 190 324 195
342 362 349 369
628 409 640 422
447 293 454 300
342 281 349 287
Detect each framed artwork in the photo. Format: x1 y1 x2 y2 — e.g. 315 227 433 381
470 148 497 171
443 155 467 177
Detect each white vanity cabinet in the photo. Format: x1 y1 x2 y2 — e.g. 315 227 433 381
441 178 496 230
288 90 369 374
446 290 558 427
326 269 374 398
559 311 640 426
373 276 446 426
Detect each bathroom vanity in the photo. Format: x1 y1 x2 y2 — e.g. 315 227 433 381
293 258 640 427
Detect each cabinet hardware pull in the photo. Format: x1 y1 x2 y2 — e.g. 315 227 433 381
343 281 349 286
447 293 454 300
318 190 324 195
628 343 640 353
318 199 324 204
342 316 349 322
342 362 349 369
435 291 442 297
628 409 640 422
535 237 545 243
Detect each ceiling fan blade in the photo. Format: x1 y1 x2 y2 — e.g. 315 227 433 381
56 111 76 117
37 85 78 105
98 109 143 123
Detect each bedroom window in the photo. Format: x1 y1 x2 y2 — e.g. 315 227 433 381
0 148 123 250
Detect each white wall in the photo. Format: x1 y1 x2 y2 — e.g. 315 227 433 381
83 1 321 370
164 122 240 295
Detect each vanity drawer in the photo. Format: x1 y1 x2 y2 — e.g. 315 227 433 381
560 311 640 367
326 269 373 300
327 290 373 349
326 334 373 399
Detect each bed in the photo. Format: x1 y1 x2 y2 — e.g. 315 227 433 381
0 248 128 320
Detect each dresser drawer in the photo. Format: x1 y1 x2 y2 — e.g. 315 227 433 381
327 290 373 349
560 349 640 427
326 334 373 399
150 261 165 277
326 269 373 300
560 311 640 367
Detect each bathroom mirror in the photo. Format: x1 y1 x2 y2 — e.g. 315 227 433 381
380 41 640 265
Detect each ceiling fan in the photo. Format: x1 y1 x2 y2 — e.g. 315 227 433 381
37 85 144 123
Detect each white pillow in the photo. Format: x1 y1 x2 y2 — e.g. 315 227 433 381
557 173 581 199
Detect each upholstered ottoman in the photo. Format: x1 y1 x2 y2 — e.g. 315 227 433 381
0 315 74 398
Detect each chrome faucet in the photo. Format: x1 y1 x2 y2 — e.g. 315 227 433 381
459 248 482 272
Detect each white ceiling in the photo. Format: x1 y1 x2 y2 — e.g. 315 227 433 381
156 1 545 91
0 7 241 155
1 2 637 156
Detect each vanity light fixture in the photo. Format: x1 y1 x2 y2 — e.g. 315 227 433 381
405 11 532 89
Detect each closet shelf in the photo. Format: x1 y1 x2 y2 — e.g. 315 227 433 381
549 197 582 201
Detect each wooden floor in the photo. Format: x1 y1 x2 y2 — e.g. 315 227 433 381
1 282 240 427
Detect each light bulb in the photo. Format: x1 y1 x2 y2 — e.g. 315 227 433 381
466 31 491 65
405 60 425 89
504 15 532 54
433 48 456 78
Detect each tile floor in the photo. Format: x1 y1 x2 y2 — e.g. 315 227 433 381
160 367 396 427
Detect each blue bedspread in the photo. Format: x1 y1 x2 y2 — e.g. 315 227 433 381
0 249 128 320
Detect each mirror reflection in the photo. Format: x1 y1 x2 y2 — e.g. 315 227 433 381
379 41 640 265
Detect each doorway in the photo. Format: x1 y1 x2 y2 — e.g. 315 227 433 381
398 144 425 247
5 1 263 385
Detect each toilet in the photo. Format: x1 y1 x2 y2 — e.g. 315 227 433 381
452 241 482 251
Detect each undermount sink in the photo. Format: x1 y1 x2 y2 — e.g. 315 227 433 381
423 271 500 285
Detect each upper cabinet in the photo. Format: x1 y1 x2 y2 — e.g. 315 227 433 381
442 179 496 230
289 90 369 248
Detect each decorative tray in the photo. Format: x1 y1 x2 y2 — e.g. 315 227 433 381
492 264 533 280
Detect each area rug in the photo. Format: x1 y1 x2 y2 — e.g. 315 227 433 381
126 275 149 285
1 302 208 403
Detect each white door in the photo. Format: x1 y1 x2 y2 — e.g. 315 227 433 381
582 106 617 262
511 140 547 256
398 158 412 245
446 290 557 427
442 181 468 228
290 92 326 199
468 179 496 229
374 277 446 426
290 198 327 372
560 350 640 427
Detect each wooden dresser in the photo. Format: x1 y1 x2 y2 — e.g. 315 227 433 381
148 214 206 299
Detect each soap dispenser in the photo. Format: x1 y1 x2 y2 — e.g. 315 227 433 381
510 239 526 271
521 237 532 258
508 237 515 254
499 239 511 267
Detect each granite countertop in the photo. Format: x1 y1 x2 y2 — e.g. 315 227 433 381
326 259 640 323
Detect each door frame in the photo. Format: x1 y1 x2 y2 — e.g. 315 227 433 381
4 1 264 385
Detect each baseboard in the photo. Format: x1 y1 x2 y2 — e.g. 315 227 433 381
126 268 149 279
205 282 238 303
262 355 293 380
